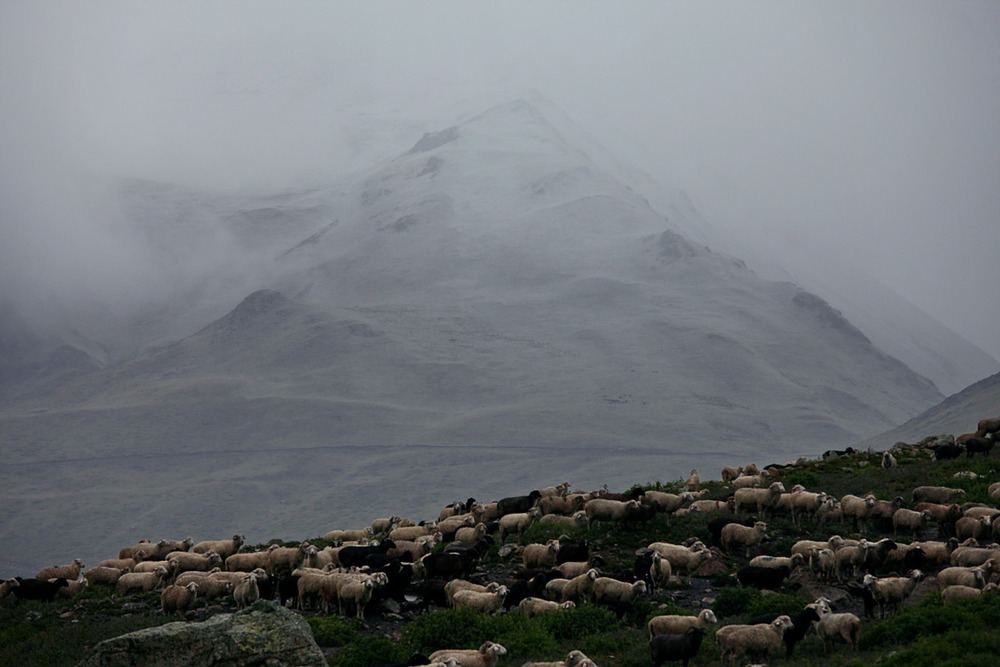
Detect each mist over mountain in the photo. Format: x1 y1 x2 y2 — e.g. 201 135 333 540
0 97 968 575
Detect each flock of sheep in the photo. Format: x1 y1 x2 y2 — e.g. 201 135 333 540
3 416 1000 667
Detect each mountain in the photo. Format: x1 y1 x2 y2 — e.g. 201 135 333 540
0 97 948 575
856 370 1000 450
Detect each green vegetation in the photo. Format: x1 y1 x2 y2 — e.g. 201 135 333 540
2 436 998 666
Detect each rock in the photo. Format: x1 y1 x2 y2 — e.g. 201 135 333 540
76 600 326 667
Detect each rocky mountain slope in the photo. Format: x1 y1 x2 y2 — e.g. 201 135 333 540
0 98 950 576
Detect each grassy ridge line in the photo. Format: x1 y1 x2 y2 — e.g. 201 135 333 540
2 438 998 666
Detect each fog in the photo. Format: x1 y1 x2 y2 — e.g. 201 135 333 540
2 1 998 361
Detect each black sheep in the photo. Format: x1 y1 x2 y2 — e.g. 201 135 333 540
496 490 542 517
650 626 706 667
930 443 963 461
420 550 478 579
748 606 822 657
965 436 994 458
338 539 395 569
12 577 68 602
736 565 791 591
555 538 589 564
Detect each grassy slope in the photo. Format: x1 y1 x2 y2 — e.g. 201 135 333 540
2 436 999 667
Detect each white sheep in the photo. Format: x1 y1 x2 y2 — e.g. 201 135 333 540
437 514 478 535
498 508 541 543
892 508 933 537
0 579 18 600
731 474 764 489
193 534 245 560
117 565 170 595
912 485 966 504
518 597 576 618
225 550 272 573
555 561 593 579
296 571 340 613
233 572 260 610
808 599 862 652
160 582 199 613
455 524 489 544
790 535 846 559
36 558 85 581
685 469 700 492
338 576 379 618
640 491 693 513
96 557 139 571
370 515 402 535
522 540 561 569
689 499 731 513
956 515 992 541
452 587 508 614
649 552 672 593
538 481 571 498
429 641 508 667
809 547 837 581
444 579 503 607
715 615 793 664
85 566 129 587
863 570 923 617
749 553 804 570
816 498 843 525
539 511 589 530
910 539 959 567
646 542 713 582
583 498 640 528
941 582 999 604
734 482 786 516
550 568 599 604
834 540 870 582
840 494 877 530
935 564 992 589
721 465 744 483
268 543 310 575
647 608 718 639
881 451 897 468
591 577 646 608
389 524 436 542
989 481 1000 499
133 560 177 575
166 550 223 576
949 545 1000 567
183 572 234 601
721 521 768 557
323 528 372 543
520 649 595 667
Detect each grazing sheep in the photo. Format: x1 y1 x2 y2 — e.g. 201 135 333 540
233 573 260 610
452 587 508 614
648 608 718 638
389 538 437 561
52 577 88 599
539 511 589 530
518 596 575 618
646 542 713 582
429 641 508 667
749 553 804 571
549 568 599 604
640 491 693 514
166 550 223 575
650 626 707 667
133 559 176 575
748 607 822 658
685 469 700 492
863 570 923 617
808 600 862 652
592 577 646 610
323 528 372 543
498 508 541 543
522 541 561 569
455 524 489 545
914 502 962 536
732 474 765 489
389 524 435 542
584 498 641 528
990 482 1000 500
892 508 933 537
444 580 502 607
935 564 991 589
521 649 594 667
722 465 744 483
715 615 793 665
721 521 768 557
117 566 170 595
941 582 999 604
949 545 1000 567
225 550 272 573
85 567 128 587
977 416 1000 437
790 535 846 559
96 557 139 571
193 535 245 560
881 451 897 468
734 483 786 516
35 558 85 581
690 499 731 513
160 582 199 614
912 485 966 504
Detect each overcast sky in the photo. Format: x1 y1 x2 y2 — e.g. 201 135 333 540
2 1 998 360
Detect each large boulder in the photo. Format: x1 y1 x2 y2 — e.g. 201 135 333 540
77 600 326 667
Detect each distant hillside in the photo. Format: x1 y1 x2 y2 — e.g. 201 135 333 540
857 370 1000 449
